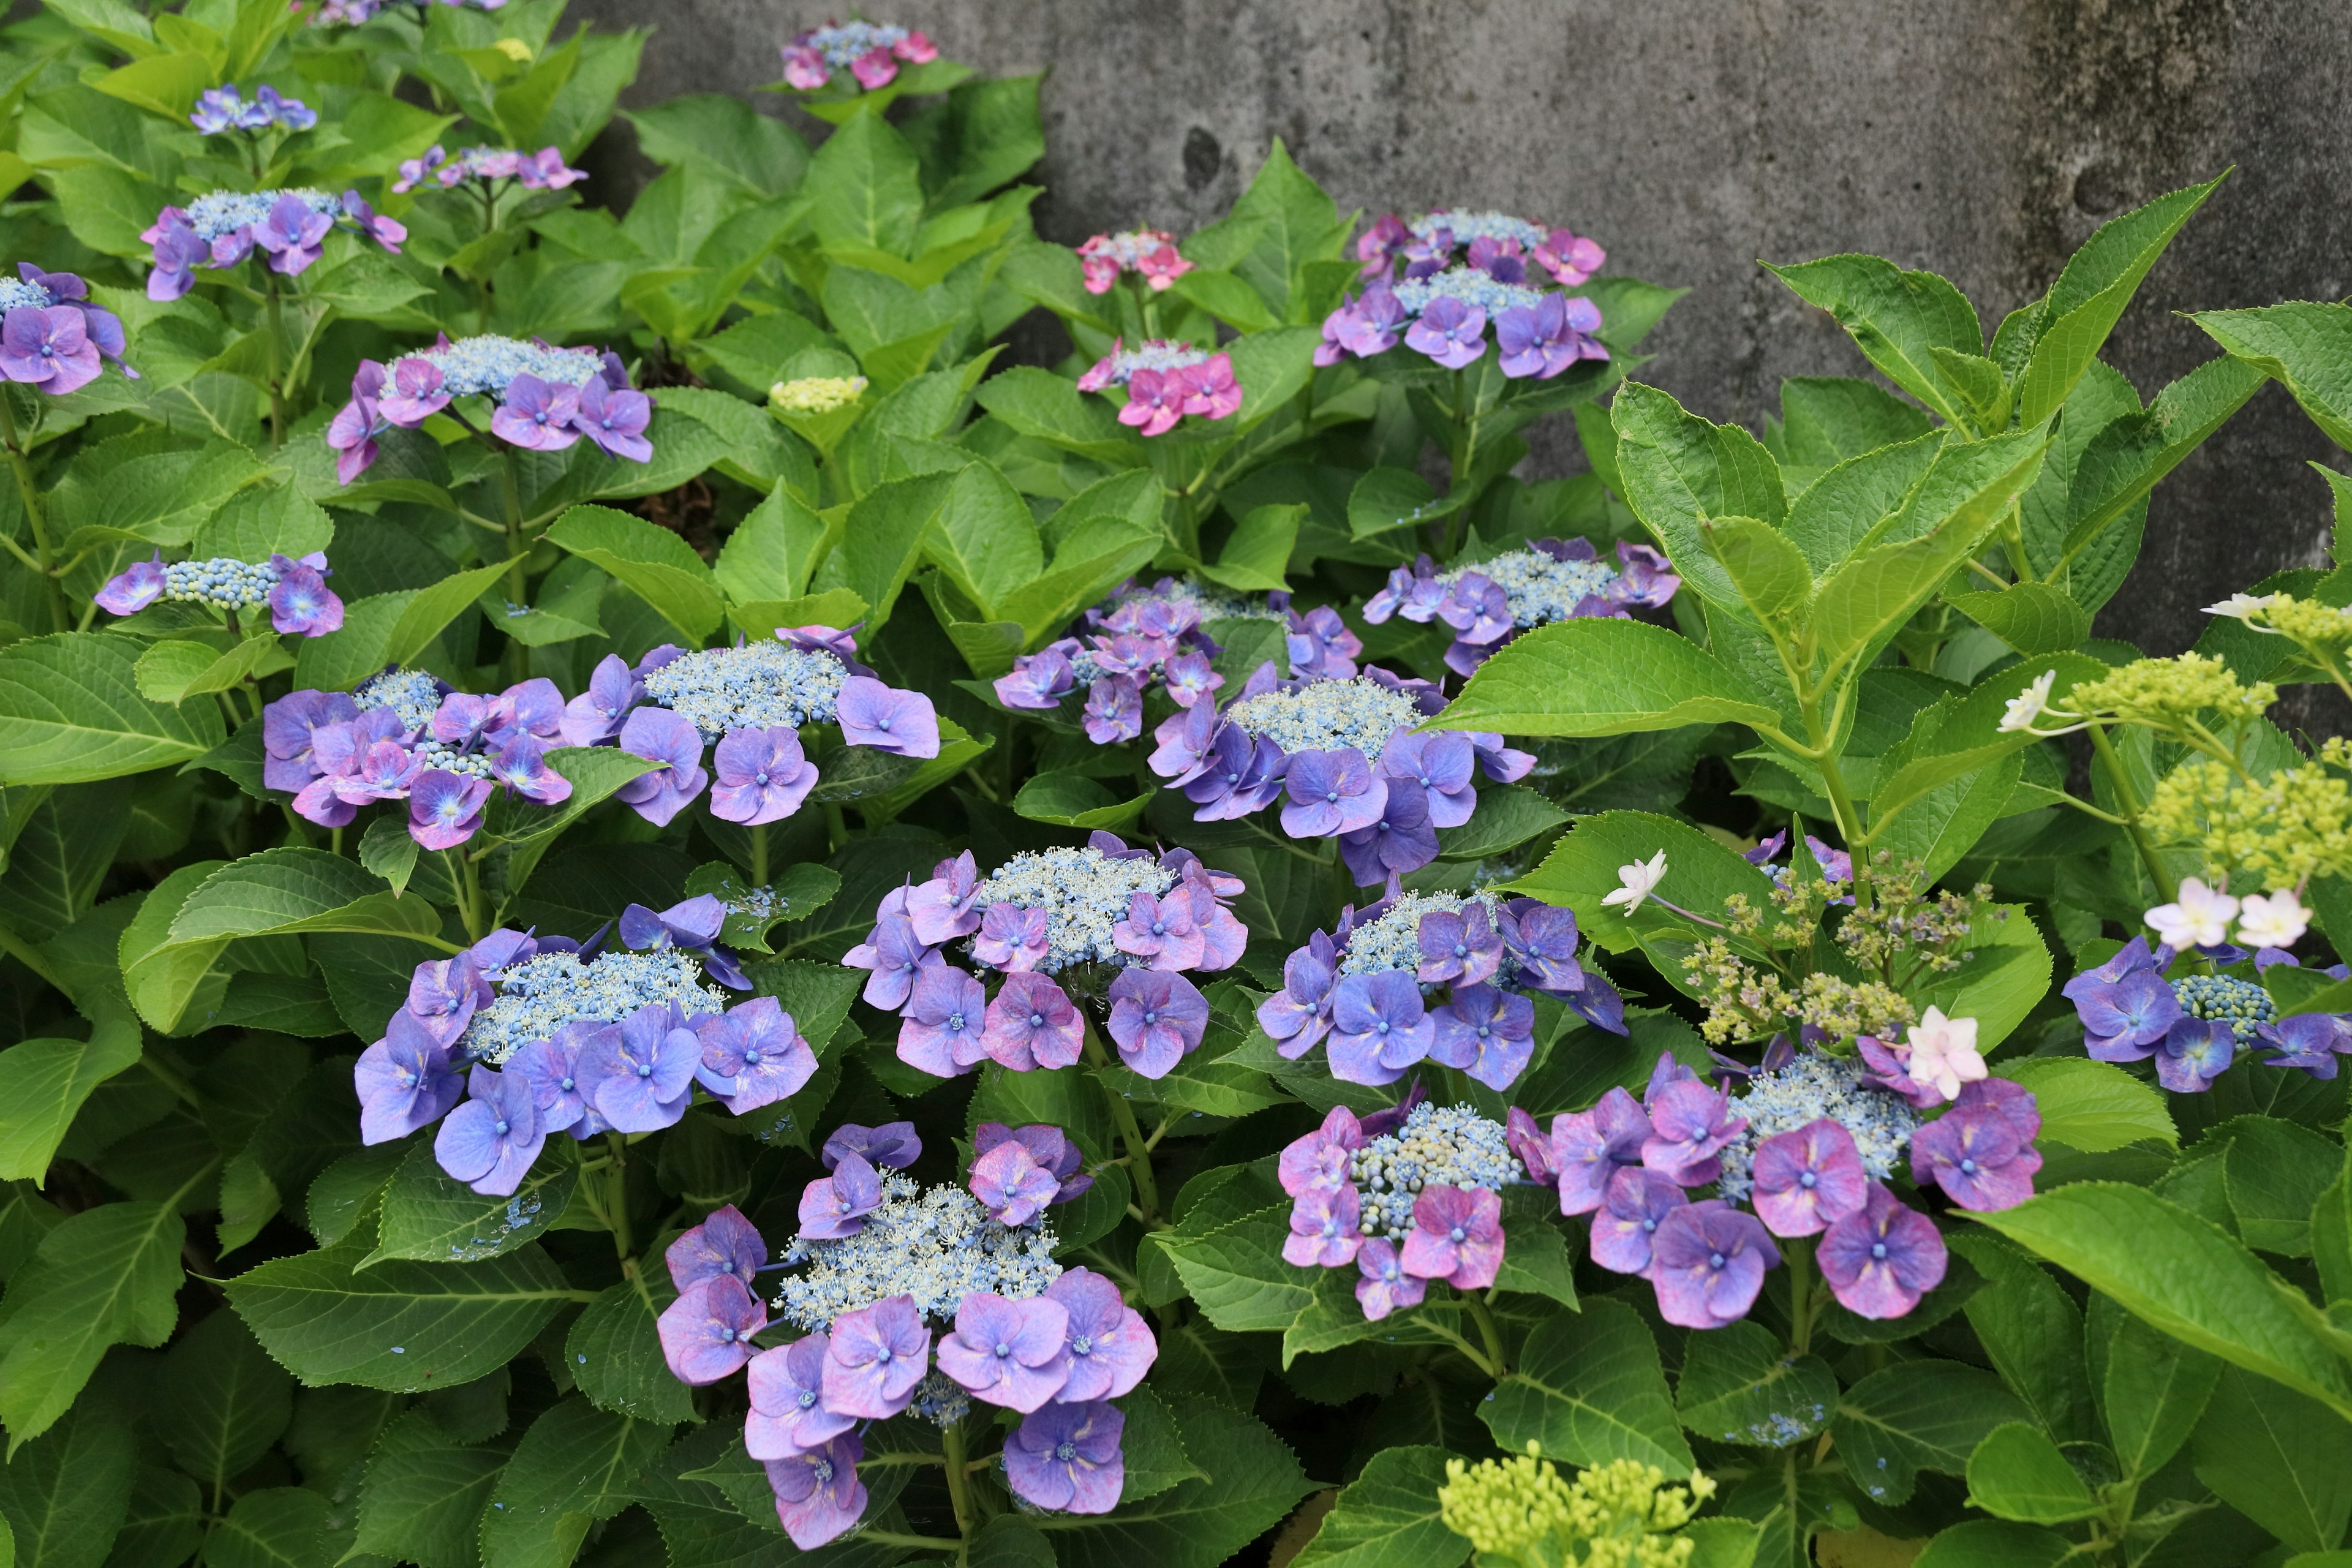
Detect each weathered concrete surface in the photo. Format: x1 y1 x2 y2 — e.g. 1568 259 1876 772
579 0 2352 658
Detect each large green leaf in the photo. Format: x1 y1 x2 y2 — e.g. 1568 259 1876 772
802 110 922 257
1158 1204 1317 1334
2088 1294 2220 1483
1963 1422 2101 1525
0 1393 136 1568
1024 1396 1313 1568
1610 383 1785 616
1433 618 1779 738
0 633 225 786
0 1201 185 1451
1673 1319 1838 1450
834 469 956 635
925 459 1044 620
165 848 442 949
2190 1365 2352 1554
1763 254 1983 429
1995 1058 2174 1155
480 1398 669 1568
202 1488 328 1568
1289 1445 1467 1568
1482 1300 1694 1476
353 1410 507 1568
2196 300 2352 451
545 505 723 643
1830 1362 2029 1507
364 1140 578 1267
1501 809 1778 957
566 1275 695 1424
156 1308 293 1496
1946 1234 2094 1446
0 1022 143 1183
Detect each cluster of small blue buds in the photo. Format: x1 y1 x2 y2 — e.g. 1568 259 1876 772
909 1370 972 1429
968 847 1176 974
774 1172 1063 1330
1348 1102 1520 1240
1338 892 1500 979
0 277 53 311
1392 270 1550 318
1714 1052 1921 1207
801 20 920 64
2173 974 2277 1044
458 949 726 1065
355 668 447 733
162 557 279 608
1445 548 1621 628
1111 578 1281 625
1223 676 1422 756
418 336 604 400
410 740 499 780
1413 211 1552 249
187 189 340 241
1092 339 1211 388
725 885 785 922
641 641 849 740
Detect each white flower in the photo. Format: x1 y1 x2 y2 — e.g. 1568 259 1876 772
2203 592 2278 620
1602 851 1668 915
1998 669 2058 734
1904 1007 1986 1103
2236 889 2311 951
2144 878 2239 950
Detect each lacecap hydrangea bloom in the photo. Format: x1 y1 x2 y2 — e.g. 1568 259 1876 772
145 189 405 301
654 1121 1155 1544
993 574 1331 737
845 834 1247 1082
189 84 316 135
1149 659 1535 883
1074 338 1240 437
0 265 135 394
96 551 340 636
1259 887 1626 1091
1076 228 1193 295
1277 1097 1521 1321
261 668 576 848
1365 538 1680 675
779 21 938 91
327 334 650 483
1321 209 1609 377
393 144 585 194
2063 933 2352 1090
356 902 813 1194
558 624 939 829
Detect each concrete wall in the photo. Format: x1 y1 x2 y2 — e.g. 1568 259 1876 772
579 0 2352 660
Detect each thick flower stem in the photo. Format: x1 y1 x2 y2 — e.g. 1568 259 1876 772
1797 692 1871 909
497 445 530 681
1786 1236 1817 1355
603 1133 635 1261
941 1422 976 1544
0 394 68 633
2085 722 2177 903
444 848 484 941
263 274 289 450
1082 1022 1160 1222
750 821 768 886
1464 1292 1509 1377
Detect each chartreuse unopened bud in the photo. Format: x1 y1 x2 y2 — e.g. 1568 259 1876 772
2149 758 2352 887
769 375 868 416
2062 652 2274 728
1438 1445 1714 1568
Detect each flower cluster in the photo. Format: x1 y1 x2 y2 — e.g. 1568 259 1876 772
1151 660 1533 883
1365 539 1680 674
1258 889 1626 1090
96 550 342 636
190 85 316 134
354 905 809 1194
2149 762 2352 894
392 144 585 194
993 575 1311 735
2138 875 2315 954
1074 339 1239 437
262 669 575 845
1321 209 1608 376
1525 1048 2034 1328
780 21 938 91
0 265 134 394
2002 653 2274 737
560 627 938 829
146 189 405 300
845 835 1248 1080
327 334 650 483
1438 1447 1717 1568
1276 1100 1519 1320
306 0 505 23
1076 229 1193 295
2064 935 2352 1089
769 374 867 415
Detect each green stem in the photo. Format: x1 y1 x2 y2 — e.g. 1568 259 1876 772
2085 722 2177 902
1464 1292 1509 1376
498 446 530 682
859 1534 966 1552
751 821 768 887
941 1422 976 1545
1082 1022 1160 1222
1798 692 1871 906
604 1134 634 1260
444 848 483 941
0 916 65 993
1415 1313 1497 1378
1787 1236 1817 1355
263 274 288 450
0 394 67 633
823 802 849 853
144 1050 202 1109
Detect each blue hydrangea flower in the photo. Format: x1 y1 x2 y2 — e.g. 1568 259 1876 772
1345 1101 1521 1241
773 1170 1061 1331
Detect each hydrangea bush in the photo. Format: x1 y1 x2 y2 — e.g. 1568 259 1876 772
2 10 2351 1568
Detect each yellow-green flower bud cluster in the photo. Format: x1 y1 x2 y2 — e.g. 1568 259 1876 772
1835 857 1989 981
769 375 868 415
2148 758 2352 888
2063 653 2274 728
2247 594 2352 652
1438 1445 1716 1568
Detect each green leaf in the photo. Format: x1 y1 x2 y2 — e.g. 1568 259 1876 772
1289 1445 1467 1568
802 111 922 257
0 633 226 786
1705 516 1812 622
1673 1319 1838 1450
714 484 832 605
119 859 231 1034
2054 354 2264 576
837 470 956 635
1945 1235 2093 1445
111 1466 201 1568
1912 1522 2077 1568
1780 432 1943 573
1947 583 2091 657
151 1309 292 1509
1966 1182 2352 1421
1767 376 1937 492
0 1020 143 1183
545 506 722 643
1482 1299 1694 1476
1436 784 1567 862
165 848 440 949
1830 1362 2030 1507
2223 1114 2340 1256
226 1212 577 1393
1115 1384 1205 1502
1763 253 1983 428
1499 809 1777 957
1964 1423 2101 1524
480 746 661 862
1348 467 1460 541
924 459 1044 620
626 93 809 197
2195 300 2352 451
1995 1058 2174 1153
0 1394 135 1568
2092 1295 2219 1482
1024 1396 1313 1568
1210 138 1352 322
0 1202 184 1452
973 367 1146 466
1200 504 1300 593
566 1276 695 1424
2190 1365 2352 1554
358 815 419 900
1159 1205 1318 1334
1009 771 1154 832
364 1140 578 1267
1610 383 1785 616
354 1411 507 1568
2015 175 2226 426
480 1398 669 1568
1433 618 1779 738
201 1488 327 1568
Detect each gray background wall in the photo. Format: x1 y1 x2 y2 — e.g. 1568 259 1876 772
577 0 2352 659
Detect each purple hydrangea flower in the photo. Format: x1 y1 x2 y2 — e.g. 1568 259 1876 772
1148 699 1221 785
2255 1011 2352 1078
746 1333 855 1461
1257 932 1338 1057
1589 1166 1688 1275
995 648 1076 710
835 676 940 756
1353 1237 1426 1321
974 1122 1092 1206
709 726 819 825
378 356 450 426
613 707 708 826
561 654 641 745
1381 731 1478 831
255 192 332 274
1164 651 1222 708
1908 1102 2041 1212
354 1009 463 1144
1046 1267 1156 1401
147 218 208 301
1281 749 1389 839
1326 970 1436 1086
1105 968 1208 1079
1398 1183 1504 1290
1279 1106 1365 1197
1340 782 1439 886
665 1204 767 1293
842 910 943 1011
573 376 652 461
1501 900 1587 993
1416 903 1505 989
1286 605 1361 680
407 769 492 850
1082 675 1142 744
799 1153 883 1240
1819 1182 1948 1320
981 971 1084 1070
897 963 990 1078
1749 1117 1869 1238
905 851 983 945
95 554 167 617
1185 726 1289 821
2154 1016 2235 1093
1283 1182 1364 1268
1642 1079 1747 1186
1648 1200 1779 1329
620 894 726 954
0 306 100 394
1550 1088 1653 1215
1428 984 1536 1090
1005 1401 1123 1515
490 373 581 451
581 1003 699 1133
823 1121 921 1170
265 555 344 636
1404 296 1487 368
820 1295 930 1420
694 997 816 1113
968 1139 1061 1227
766 1432 866 1550
935 1292 1072 1413
1114 890 1205 972
432 1065 544 1195
972 903 1050 973
486 736 572 807
658 1274 766 1385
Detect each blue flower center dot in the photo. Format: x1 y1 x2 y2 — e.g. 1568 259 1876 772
1959 1158 1977 1175
1055 1441 1078 1463
636 1063 652 1078
995 1343 1010 1358
1449 1225 1467 1243
1029 1013 1044 1028
1798 1172 1816 1189
492 1120 510 1136
1871 1242 1888 1260
1709 1251 1725 1269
